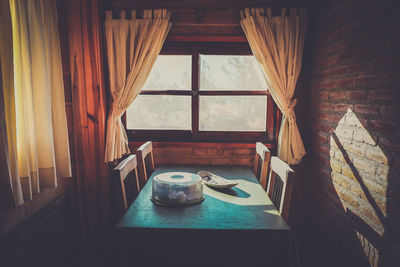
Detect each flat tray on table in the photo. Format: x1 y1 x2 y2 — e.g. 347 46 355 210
197 171 238 189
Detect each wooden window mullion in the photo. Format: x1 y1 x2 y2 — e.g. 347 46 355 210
192 46 199 139
198 90 269 96
140 90 192 95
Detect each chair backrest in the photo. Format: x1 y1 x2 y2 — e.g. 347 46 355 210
253 142 271 189
113 155 140 210
266 156 294 221
137 141 155 184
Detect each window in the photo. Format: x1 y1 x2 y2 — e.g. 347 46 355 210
126 55 192 130
125 43 276 142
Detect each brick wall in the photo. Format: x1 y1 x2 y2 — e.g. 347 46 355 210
307 0 400 266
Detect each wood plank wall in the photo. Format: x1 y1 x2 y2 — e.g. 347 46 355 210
65 0 110 240
129 142 276 167
103 0 306 38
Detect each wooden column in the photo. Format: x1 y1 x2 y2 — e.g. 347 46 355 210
64 0 109 240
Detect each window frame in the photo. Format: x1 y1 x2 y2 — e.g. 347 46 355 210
124 42 277 143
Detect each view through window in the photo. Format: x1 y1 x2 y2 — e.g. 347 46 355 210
199 55 267 131
125 45 273 142
126 55 192 130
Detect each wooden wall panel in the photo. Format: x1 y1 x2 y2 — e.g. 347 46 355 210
171 24 242 37
65 0 109 240
104 8 244 37
170 8 242 36
172 8 239 25
104 0 307 37
129 142 276 167
103 0 306 9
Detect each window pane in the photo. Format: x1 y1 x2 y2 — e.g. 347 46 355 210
199 96 267 131
126 95 191 130
199 55 267 91
143 55 191 90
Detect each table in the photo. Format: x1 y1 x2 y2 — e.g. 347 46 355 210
115 165 294 267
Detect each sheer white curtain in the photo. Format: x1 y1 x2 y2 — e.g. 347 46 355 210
241 8 307 165
104 9 171 162
0 0 71 208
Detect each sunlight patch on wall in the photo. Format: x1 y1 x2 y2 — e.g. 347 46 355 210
356 231 379 267
330 109 389 235
329 109 389 266
330 109 388 235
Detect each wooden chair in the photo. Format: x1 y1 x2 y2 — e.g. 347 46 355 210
266 156 294 221
113 155 140 210
137 141 155 185
253 142 271 189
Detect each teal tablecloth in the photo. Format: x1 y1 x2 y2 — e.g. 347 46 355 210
115 165 293 267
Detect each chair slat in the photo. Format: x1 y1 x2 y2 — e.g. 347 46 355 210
253 142 270 189
266 156 294 221
114 155 140 210
137 141 155 184
270 156 293 184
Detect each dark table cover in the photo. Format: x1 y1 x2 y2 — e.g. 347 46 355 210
115 165 293 267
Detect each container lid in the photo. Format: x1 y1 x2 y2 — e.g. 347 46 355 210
153 172 201 185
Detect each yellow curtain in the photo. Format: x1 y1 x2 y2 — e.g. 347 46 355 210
104 9 171 162
241 8 307 165
0 0 72 205
0 0 23 208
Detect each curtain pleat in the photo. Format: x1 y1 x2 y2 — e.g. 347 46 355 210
0 0 24 208
0 81 16 208
0 0 72 207
45 0 72 179
104 9 171 162
241 7 307 165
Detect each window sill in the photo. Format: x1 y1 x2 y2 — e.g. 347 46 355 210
126 130 275 144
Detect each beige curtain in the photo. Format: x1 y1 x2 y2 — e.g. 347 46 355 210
0 0 71 207
241 8 307 165
104 9 171 162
